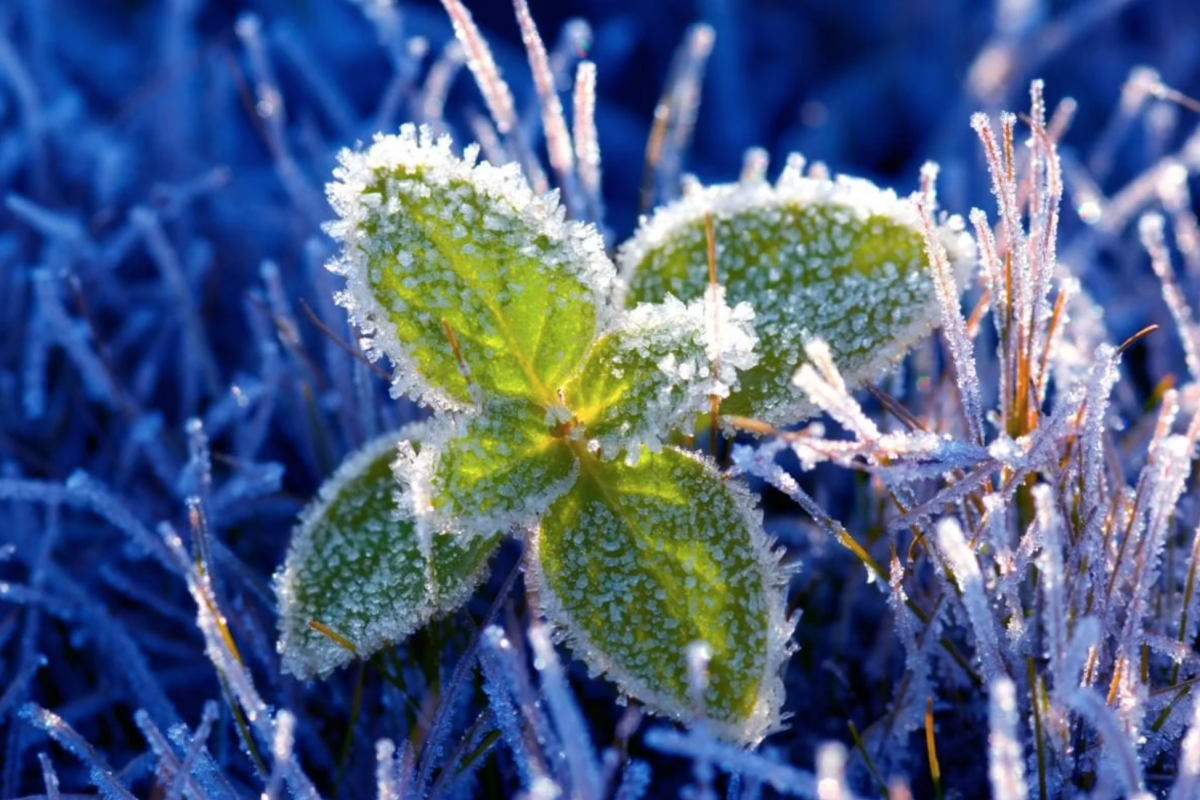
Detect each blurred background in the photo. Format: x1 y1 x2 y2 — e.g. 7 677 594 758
2 0 1200 797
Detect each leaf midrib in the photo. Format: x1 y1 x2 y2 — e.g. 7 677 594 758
558 444 757 714
409 186 568 408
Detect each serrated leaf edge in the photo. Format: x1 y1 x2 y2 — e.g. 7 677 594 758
325 123 619 413
275 424 496 681
527 446 797 745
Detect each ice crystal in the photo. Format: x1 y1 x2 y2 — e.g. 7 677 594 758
531 446 794 744
325 123 615 411
275 427 498 679
564 287 758 460
618 165 976 425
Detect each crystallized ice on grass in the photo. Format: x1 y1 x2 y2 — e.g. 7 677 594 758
275 428 498 680
533 446 793 744
619 164 976 425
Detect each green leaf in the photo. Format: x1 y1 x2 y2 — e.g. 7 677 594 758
618 170 975 425
532 446 791 743
402 398 579 536
326 124 616 411
563 289 758 460
275 428 499 680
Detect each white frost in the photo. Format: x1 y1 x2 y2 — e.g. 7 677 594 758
325 123 617 412
616 162 976 426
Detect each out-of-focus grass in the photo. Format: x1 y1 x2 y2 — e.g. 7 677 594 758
1 0 1200 797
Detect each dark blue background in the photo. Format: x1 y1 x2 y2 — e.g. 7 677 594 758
2 0 1199 796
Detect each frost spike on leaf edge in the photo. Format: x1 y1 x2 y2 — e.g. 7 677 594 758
394 400 580 540
616 164 977 426
563 287 759 461
324 123 617 412
530 445 795 745
275 425 499 680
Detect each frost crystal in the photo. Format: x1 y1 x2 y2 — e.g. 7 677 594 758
565 288 758 460
531 446 794 744
325 123 616 411
397 402 580 539
618 167 975 425
275 427 498 679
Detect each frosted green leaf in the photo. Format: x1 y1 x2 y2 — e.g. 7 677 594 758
326 123 616 411
532 446 791 744
563 288 759 461
275 428 499 680
400 399 579 537
618 168 976 425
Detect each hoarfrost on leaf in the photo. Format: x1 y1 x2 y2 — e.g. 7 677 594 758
531 446 793 744
275 428 499 680
563 288 757 459
618 169 975 425
405 398 580 538
325 123 616 411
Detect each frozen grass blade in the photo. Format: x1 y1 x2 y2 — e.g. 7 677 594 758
22 704 139 800
647 727 877 800
639 24 715 211
513 0 579 217
613 760 651 800
38 752 60 800
573 61 602 225
816 743 852 800
916 164 984 445
0 31 48 196
987 678 1028 800
375 739 399 800
1141 212 1200 379
0 654 45 722
1034 484 1068 698
1169 693 1200 800
479 624 549 788
165 701 220 800
438 0 517 135
528 623 602 800
1068 689 1146 797
272 21 357 142
419 40 465 132
234 14 325 229
935 518 1005 683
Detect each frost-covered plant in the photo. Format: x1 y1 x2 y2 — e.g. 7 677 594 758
11 0 1200 796
275 122 792 743
728 80 1200 798
619 164 975 425
275 0 972 747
